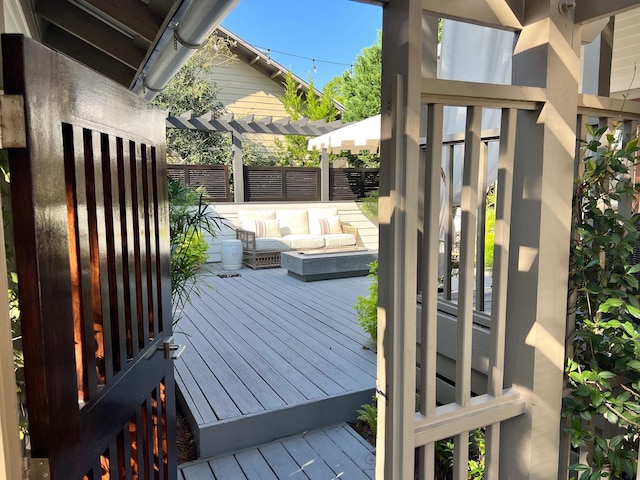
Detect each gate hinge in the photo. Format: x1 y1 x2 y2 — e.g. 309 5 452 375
23 457 50 479
0 95 27 149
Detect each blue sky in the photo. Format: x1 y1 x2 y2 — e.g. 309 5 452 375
222 0 382 88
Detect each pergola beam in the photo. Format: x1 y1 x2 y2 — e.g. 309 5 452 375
422 0 523 30
574 0 640 24
165 112 344 136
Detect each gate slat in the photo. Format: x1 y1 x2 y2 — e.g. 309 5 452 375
418 102 444 479
453 106 483 478
485 108 517 477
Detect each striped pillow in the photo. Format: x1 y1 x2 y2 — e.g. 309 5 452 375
316 216 343 235
254 219 281 238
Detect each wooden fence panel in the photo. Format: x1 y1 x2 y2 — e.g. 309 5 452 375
167 165 231 202
330 168 380 200
244 166 320 202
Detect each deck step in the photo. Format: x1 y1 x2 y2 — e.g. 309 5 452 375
180 385 375 458
178 423 376 480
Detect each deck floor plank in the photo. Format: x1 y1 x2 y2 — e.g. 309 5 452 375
215 289 375 379
179 461 214 480
303 429 371 480
180 307 293 409
258 442 309 479
174 264 376 458
234 449 279 480
188 296 333 399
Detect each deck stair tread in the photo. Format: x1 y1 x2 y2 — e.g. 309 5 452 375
178 423 375 480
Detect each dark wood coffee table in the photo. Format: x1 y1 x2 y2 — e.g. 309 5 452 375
281 249 378 281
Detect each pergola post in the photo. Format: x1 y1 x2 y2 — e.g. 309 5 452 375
232 132 244 203
377 0 422 477
320 149 329 202
501 1 582 477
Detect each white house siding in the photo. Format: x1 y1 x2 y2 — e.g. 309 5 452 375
611 7 640 99
211 60 290 154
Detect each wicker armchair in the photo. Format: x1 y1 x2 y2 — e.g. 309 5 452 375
236 228 283 269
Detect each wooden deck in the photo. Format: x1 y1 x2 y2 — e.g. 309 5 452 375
174 264 376 459
178 423 375 480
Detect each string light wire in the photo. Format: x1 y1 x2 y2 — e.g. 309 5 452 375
254 45 353 74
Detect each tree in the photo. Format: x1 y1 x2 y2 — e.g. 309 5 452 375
153 35 235 165
274 72 339 167
337 33 382 123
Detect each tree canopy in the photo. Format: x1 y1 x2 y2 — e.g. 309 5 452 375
153 36 235 165
336 32 382 123
274 72 339 166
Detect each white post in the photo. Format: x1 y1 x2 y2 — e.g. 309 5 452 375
378 0 422 477
320 148 329 202
501 1 582 477
232 132 244 203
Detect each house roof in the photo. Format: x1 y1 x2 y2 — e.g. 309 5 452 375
22 0 238 92
215 26 345 113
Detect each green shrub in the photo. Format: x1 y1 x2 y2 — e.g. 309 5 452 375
168 177 220 321
484 189 496 270
355 261 378 342
564 126 640 478
360 190 379 223
357 395 378 435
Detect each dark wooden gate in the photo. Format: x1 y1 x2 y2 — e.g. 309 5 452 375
3 35 176 479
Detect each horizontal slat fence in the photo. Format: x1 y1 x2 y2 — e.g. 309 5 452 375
167 164 231 202
330 168 380 200
244 166 320 201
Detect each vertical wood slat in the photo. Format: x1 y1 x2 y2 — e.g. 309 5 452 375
121 140 139 357
89 129 114 385
75 126 100 400
444 144 455 300
151 151 165 335
130 142 149 349
102 134 127 373
63 123 88 405
485 108 517 478
141 145 158 340
454 106 483 478
475 142 488 312
143 397 154 479
418 103 444 480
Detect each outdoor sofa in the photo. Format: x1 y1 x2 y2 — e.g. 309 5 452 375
235 208 359 269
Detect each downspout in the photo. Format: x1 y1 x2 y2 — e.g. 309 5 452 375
132 0 239 101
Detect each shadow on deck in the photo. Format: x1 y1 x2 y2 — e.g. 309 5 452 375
173 263 376 462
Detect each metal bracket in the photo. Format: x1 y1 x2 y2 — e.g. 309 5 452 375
0 95 26 148
146 336 186 360
24 457 50 479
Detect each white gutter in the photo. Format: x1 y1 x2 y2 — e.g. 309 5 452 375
133 0 239 101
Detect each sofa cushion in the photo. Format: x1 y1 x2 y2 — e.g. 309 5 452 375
255 237 290 252
307 207 338 222
276 209 309 236
322 233 357 248
237 209 276 224
254 219 281 238
284 234 325 250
